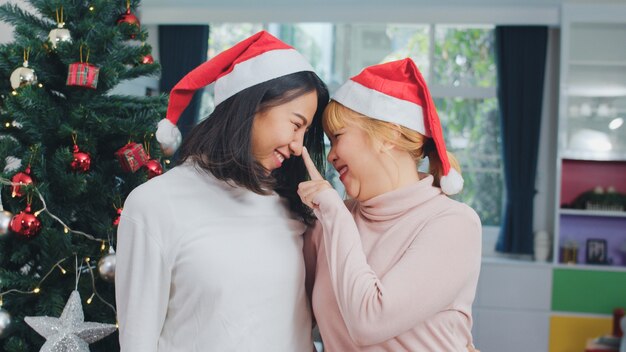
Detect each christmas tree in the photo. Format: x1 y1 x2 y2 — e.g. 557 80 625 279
0 0 167 350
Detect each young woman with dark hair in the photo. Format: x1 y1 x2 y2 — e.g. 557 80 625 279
177 70 327 225
115 31 329 352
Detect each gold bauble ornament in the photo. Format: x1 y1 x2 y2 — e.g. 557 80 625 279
10 61 37 90
48 23 72 49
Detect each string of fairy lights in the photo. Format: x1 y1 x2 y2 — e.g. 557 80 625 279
0 176 116 314
0 2 165 344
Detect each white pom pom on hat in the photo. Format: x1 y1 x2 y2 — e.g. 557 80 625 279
155 119 182 157
440 168 464 195
156 30 315 155
332 58 464 195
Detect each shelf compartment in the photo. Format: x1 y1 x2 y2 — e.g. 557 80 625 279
552 268 626 314
560 159 626 206
549 315 612 352
559 214 626 266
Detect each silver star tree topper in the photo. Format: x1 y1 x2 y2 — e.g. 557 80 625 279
25 290 117 352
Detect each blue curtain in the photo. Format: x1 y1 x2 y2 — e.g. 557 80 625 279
495 26 548 254
158 25 209 139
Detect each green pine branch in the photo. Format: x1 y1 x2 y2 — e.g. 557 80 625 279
0 0 167 350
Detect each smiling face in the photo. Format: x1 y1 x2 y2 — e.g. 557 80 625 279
327 123 385 201
251 90 318 172
324 103 399 201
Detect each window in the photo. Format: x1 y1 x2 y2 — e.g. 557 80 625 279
204 23 502 226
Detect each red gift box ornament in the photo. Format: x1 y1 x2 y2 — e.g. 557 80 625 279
67 45 99 89
115 142 149 173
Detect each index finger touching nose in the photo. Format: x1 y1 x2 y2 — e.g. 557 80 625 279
302 147 324 181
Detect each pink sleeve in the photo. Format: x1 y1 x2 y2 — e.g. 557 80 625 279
313 189 481 346
303 221 322 304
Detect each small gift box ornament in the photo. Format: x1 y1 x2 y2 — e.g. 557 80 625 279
67 45 99 89
115 142 149 173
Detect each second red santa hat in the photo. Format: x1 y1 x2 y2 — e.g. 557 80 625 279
156 30 315 155
332 58 464 195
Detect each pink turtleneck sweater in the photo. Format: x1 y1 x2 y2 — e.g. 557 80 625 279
304 175 482 351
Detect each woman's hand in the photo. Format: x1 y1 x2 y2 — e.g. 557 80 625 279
298 147 332 209
467 344 480 352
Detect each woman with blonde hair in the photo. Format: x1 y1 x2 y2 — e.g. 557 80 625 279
298 58 481 351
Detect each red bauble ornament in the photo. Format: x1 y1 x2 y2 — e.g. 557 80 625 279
141 54 154 65
71 144 91 172
145 159 163 179
11 166 34 197
10 204 41 238
117 8 140 39
113 207 123 227
117 8 140 26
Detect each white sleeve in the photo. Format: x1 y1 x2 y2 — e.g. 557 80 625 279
115 214 171 352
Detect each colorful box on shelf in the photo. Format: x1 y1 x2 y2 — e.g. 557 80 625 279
550 315 613 352
560 160 626 210
552 270 626 314
558 214 626 266
584 308 624 352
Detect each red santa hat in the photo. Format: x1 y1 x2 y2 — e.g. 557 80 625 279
156 30 315 155
332 58 464 195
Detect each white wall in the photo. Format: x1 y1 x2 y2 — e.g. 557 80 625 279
473 258 553 351
140 1 560 25
136 0 622 25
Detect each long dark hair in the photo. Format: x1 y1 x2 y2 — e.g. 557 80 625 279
178 71 329 224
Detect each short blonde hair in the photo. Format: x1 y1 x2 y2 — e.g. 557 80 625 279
323 100 461 188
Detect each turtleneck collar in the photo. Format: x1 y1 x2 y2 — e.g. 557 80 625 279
356 174 442 222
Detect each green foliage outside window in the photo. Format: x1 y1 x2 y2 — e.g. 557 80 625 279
434 26 496 87
437 97 502 226
433 27 502 226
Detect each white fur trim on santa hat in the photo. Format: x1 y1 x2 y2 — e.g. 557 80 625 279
214 48 314 106
155 118 183 156
440 168 464 195
333 79 428 136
